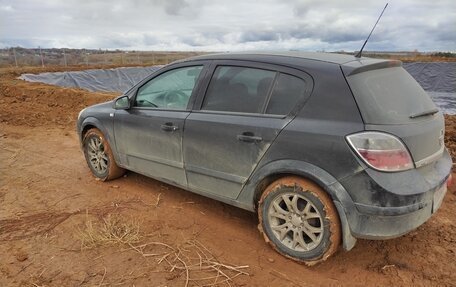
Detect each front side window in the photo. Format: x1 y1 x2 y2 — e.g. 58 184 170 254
202 66 276 114
135 66 203 109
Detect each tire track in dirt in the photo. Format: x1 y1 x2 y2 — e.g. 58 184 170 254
0 199 148 241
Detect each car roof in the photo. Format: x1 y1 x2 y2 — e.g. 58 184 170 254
183 51 401 76
187 51 367 64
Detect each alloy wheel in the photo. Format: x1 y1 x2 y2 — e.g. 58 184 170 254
267 192 324 252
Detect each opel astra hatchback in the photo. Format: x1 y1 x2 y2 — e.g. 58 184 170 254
77 52 452 265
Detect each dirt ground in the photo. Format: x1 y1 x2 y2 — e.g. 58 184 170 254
1 66 455 287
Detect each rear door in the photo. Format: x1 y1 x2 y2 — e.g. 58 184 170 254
183 61 313 199
113 63 207 186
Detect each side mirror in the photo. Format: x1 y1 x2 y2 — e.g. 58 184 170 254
114 95 131 110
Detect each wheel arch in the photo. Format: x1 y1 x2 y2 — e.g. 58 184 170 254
238 159 358 251
81 123 96 141
80 117 107 141
79 117 121 166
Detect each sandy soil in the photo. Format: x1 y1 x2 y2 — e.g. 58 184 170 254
1 66 455 287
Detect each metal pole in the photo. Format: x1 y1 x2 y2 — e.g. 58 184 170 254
104 49 107 65
63 49 67 67
39 46 44 67
13 47 18 67
86 53 89 66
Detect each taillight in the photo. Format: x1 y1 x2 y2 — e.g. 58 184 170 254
346 132 414 172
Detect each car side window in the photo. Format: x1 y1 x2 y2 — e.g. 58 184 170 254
202 66 276 114
266 73 307 115
135 66 203 109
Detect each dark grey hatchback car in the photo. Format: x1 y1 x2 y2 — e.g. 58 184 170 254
77 52 452 265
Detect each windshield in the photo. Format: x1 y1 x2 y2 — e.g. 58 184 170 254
347 66 437 124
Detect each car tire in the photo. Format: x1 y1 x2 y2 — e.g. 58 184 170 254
258 176 341 265
83 128 125 181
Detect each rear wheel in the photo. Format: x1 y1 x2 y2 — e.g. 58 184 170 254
258 176 341 265
83 128 125 181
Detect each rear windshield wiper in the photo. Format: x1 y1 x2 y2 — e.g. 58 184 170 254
409 108 439 119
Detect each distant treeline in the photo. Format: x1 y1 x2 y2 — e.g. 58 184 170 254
432 52 456 58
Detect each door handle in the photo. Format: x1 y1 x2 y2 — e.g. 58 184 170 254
161 122 179 132
237 132 263 143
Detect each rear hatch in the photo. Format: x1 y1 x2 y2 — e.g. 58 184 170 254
344 62 444 167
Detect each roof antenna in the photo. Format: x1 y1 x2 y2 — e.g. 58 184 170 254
355 3 389 58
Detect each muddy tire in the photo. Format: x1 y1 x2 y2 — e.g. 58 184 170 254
83 128 125 181
258 176 341 265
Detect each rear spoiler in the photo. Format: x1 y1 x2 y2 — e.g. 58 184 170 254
341 59 402 77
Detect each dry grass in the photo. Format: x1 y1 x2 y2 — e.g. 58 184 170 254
128 239 249 287
395 55 456 62
77 213 142 249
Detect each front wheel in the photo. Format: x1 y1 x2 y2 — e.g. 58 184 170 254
258 176 341 265
83 128 125 181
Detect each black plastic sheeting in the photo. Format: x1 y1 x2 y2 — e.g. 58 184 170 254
403 62 456 93
402 62 456 115
19 62 456 113
19 66 161 93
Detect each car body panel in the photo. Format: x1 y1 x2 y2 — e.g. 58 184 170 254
184 111 290 199
113 108 189 186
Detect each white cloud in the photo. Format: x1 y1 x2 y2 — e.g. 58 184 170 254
0 0 455 51
0 4 13 12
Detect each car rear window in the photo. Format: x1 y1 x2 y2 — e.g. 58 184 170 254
266 73 307 115
347 67 437 124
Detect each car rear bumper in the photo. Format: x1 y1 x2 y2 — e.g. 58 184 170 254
339 148 452 240
347 182 447 239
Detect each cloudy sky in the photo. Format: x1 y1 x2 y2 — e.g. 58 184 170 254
0 0 455 52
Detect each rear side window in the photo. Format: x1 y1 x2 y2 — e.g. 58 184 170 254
266 73 307 115
202 66 275 113
347 67 437 124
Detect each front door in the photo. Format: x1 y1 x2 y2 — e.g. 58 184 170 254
114 65 205 187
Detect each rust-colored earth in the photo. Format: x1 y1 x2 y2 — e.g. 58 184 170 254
1 66 455 287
